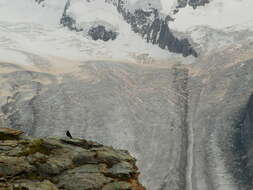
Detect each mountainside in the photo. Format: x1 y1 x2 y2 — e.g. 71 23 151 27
0 128 145 190
0 0 253 190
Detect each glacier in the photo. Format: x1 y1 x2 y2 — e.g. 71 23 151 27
0 0 253 190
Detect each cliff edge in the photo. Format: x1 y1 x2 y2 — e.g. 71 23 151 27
0 128 145 190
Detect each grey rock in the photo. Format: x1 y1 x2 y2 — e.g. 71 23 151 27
0 156 34 176
12 180 58 190
72 151 98 165
0 133 144 189
108 161 135 178
115 2 197 57
177 0 210 9
188 0 210 9
57 172 112 190
37 157 72 176
60 0 83 32
102 181 132 190
88 25 118 41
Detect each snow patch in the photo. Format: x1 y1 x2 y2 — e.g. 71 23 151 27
160 0 178 15
0 0 67 25
171 0 253 31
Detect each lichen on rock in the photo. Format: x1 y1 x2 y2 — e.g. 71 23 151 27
0 128 145 190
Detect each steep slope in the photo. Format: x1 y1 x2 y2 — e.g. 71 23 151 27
0 60 190 190
1 40 253 190
187 43 253 190
60 0 197 56
0 0 253 190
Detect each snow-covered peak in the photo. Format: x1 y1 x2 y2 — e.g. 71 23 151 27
160 0 178 15
65 0 122 33
0 0 67 25
170 0 253 31
1 0 252 31
0 0 180 66
0 0 252 66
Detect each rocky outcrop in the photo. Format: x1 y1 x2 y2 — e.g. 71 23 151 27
0 128 145 190
60 1 118 41
188 0 210 8
88 25 118 41
60 0 81 32
115 1 197 57
177 0 210 9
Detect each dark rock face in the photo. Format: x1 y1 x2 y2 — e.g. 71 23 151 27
88 25 118 41
61 1 118 42
177 0 210 9
188 0 210 8
177 0 188 8
115 2 197 57
60 0 82 32
60 15 81 32
231 94 253 189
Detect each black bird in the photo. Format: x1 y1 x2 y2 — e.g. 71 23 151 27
66 130 73 139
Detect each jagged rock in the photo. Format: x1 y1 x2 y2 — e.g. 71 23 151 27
88 25 118 41
115 3 197 57
108 161 135 178
60 0 82 32
0 128 145 190
0 128 24 140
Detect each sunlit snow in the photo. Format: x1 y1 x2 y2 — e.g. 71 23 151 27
170 0 253 31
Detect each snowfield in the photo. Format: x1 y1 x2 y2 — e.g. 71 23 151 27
0 0 252 66
0 0 178 66
170 0 253 31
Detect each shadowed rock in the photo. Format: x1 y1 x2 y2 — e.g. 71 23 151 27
0 128 24 140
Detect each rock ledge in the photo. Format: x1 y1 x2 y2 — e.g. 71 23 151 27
0 128 145 190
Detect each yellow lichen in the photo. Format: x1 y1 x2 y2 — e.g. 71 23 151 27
19 139 51 156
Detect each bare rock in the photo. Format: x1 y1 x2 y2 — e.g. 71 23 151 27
0 128 24 140
0 129 145 190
